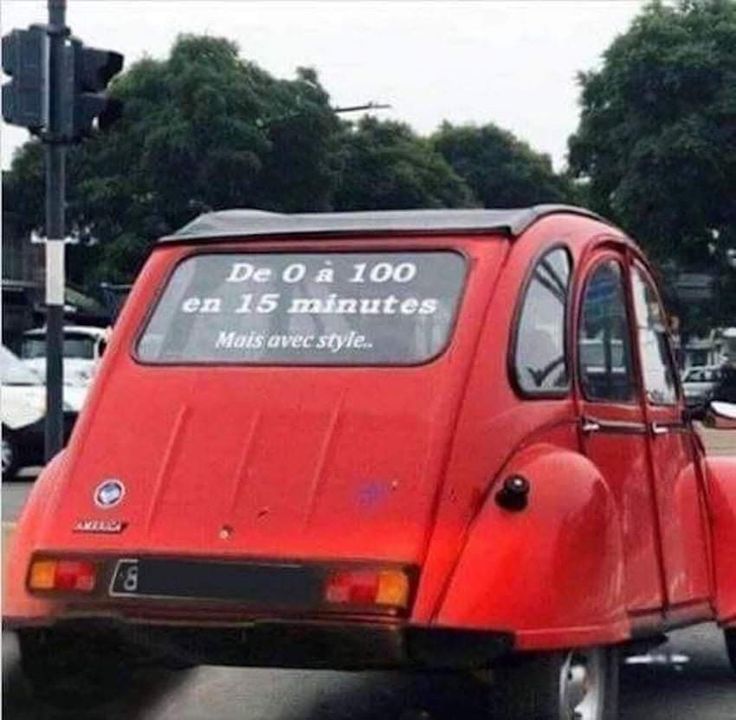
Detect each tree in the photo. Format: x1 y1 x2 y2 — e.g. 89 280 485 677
4 32 587 295
332 116 475 210
432 122 574 208
568 0 736 326
4 37 480 289
4 35 342 288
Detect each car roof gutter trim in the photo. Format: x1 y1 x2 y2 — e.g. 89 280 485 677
158 205 613 245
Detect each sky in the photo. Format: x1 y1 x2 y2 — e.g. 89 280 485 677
1 0 645 171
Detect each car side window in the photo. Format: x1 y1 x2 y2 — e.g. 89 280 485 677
632 266 678 406
514 247 571 395
578 260 636 403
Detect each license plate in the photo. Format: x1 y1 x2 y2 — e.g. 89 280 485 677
110 558 142 596
108 557 323 607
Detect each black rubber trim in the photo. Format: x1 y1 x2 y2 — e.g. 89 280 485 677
158 205 615 244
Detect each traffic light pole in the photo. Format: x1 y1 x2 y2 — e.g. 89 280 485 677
3 0 123 460
44 0 67 459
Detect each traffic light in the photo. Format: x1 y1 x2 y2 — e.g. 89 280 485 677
68 40 123 139
1 25 48 132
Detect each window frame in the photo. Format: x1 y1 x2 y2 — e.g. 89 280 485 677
630 261 682 408
576 255 638 406
508 243 573 400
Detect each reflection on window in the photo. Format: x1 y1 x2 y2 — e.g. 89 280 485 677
632 267 677 405
514 247 571 394
578 261 635 402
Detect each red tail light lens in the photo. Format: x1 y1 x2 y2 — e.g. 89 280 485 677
28 558 97 593
324 569 409 609
325 570 379 605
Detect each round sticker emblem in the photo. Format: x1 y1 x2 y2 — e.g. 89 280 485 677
94 479 125 509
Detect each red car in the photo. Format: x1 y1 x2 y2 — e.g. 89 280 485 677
5 206 736 718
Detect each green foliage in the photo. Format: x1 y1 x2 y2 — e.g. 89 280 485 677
333 116 475 210
433 122 574 207
568 0 736 327
4 35 343 288
4 35 495 290
3 140 45 234
107 35 341 219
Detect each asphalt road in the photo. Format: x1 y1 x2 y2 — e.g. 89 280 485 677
2 473 39 591
1 624 734 720
2 475 35 522
3 429 735 719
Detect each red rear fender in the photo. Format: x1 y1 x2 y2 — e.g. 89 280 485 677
432 444 628 650
4 452 70 625
705 456 736 627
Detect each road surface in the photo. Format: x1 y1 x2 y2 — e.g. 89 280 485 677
2 624 734 719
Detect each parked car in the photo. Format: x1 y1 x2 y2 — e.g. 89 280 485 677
1 346 80 479
5 206 736 718
20 325 108 388
681 365 722 409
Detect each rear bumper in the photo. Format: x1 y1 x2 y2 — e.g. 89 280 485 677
9 617 514 670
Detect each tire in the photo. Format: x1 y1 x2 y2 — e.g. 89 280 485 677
18 628 135 710
725 629 736 675
488 646 619 720
1 429 20 480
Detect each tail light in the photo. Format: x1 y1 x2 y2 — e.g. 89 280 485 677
28 558 97 593
324 568 410 610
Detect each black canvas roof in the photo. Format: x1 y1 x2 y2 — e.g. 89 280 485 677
161 204 610 244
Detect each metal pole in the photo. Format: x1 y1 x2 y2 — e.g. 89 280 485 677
44 0 67 459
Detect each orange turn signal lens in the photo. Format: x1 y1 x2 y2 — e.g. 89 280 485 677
28 559 57 590
376 569 410 607
324 568 410 609
28 558 97 593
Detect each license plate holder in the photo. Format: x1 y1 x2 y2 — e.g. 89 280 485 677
108 557 323 607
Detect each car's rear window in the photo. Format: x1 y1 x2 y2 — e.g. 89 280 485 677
136 251 466 365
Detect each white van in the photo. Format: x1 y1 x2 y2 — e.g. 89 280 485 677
20 325 108 388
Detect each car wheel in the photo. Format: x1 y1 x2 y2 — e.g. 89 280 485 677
488 646 619 720
18 628 135 710
725 629 736 675
1 429 20 480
